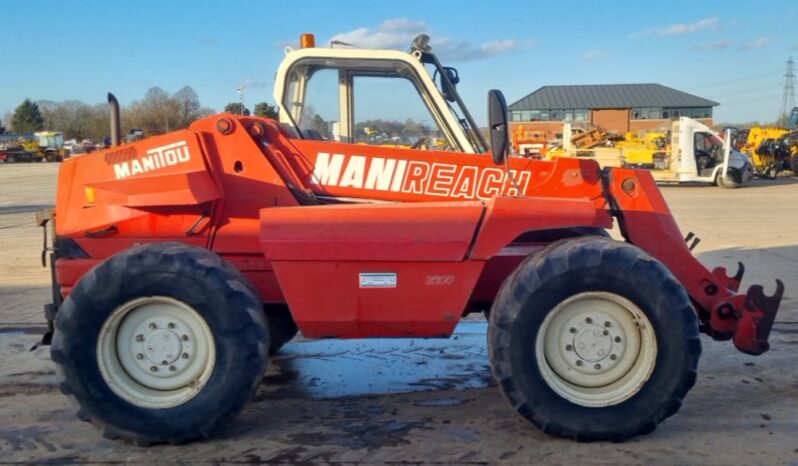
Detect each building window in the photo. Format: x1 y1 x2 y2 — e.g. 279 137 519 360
632 107 663 120
510 108 587 122
638 107 711 120
684 107 712 118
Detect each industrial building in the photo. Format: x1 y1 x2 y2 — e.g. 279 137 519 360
508 83 719 137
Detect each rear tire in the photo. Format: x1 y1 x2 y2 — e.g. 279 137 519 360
51 242 269 445
488 237 700 441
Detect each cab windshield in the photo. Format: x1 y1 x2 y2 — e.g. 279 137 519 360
282 57 462 152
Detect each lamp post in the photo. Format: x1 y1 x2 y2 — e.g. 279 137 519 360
236 86 245 115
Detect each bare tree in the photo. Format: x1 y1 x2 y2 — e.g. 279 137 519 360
16 86 214 141
172 86 201 128
128 87 180 135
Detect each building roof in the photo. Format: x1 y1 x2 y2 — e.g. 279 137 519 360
508 84 719 111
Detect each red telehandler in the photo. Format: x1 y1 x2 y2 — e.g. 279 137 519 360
37 34 783 444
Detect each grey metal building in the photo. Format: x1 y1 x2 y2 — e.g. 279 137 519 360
508 83 719 133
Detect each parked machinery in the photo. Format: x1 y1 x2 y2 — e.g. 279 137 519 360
732 127 791 178
0 131 67 163
548 118 753 188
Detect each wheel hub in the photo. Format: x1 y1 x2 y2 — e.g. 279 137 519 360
144 329 182 366
564 315 626 375
573 326 613 363
128 318 196 378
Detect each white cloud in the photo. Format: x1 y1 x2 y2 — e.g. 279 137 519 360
691 39 732 51
326 18 524 63
631 17 719 38
739 37 775 50
660 17 719 36
583 49 609 62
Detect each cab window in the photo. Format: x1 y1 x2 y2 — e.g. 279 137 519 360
284 66 342 141
352 75 451 150
694 132 722 152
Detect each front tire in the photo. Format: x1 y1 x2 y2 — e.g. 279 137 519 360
716 169 740 189
488 237 700 441
266 305 298 354
51 242 269 445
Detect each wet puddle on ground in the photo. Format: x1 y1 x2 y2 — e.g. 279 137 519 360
265 321 493 399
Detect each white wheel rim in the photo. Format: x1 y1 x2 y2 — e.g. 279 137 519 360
535 292 657 407
97 296 216 409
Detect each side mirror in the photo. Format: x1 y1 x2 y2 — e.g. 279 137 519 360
440 67 460 103
488 90 509 165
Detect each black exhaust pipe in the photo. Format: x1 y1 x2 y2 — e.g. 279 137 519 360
108 93 120 146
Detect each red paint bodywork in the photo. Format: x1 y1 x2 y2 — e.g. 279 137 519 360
50 114 781 354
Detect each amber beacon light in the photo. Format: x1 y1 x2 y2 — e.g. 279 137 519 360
300 33 315 48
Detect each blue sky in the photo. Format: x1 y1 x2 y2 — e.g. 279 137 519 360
1 0 796 126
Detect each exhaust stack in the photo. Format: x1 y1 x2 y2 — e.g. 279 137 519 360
107 93 120 147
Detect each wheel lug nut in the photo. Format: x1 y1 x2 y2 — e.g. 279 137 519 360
182 353 189 359
569 327 577 334
181 335 189 341
150 366 157 372
161 360 168 365
614 336 622 343
168 322 176 329
169 366 176 372
149 322 157 329
565 344 573 351
576 360 583 366
136 334 144 342
136 353 144 360
585 317 592 324
594 364 601 370
603 330 609 336
610 354 617 360
604 321 611 327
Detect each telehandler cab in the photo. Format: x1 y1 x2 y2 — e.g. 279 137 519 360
38 34 783 444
